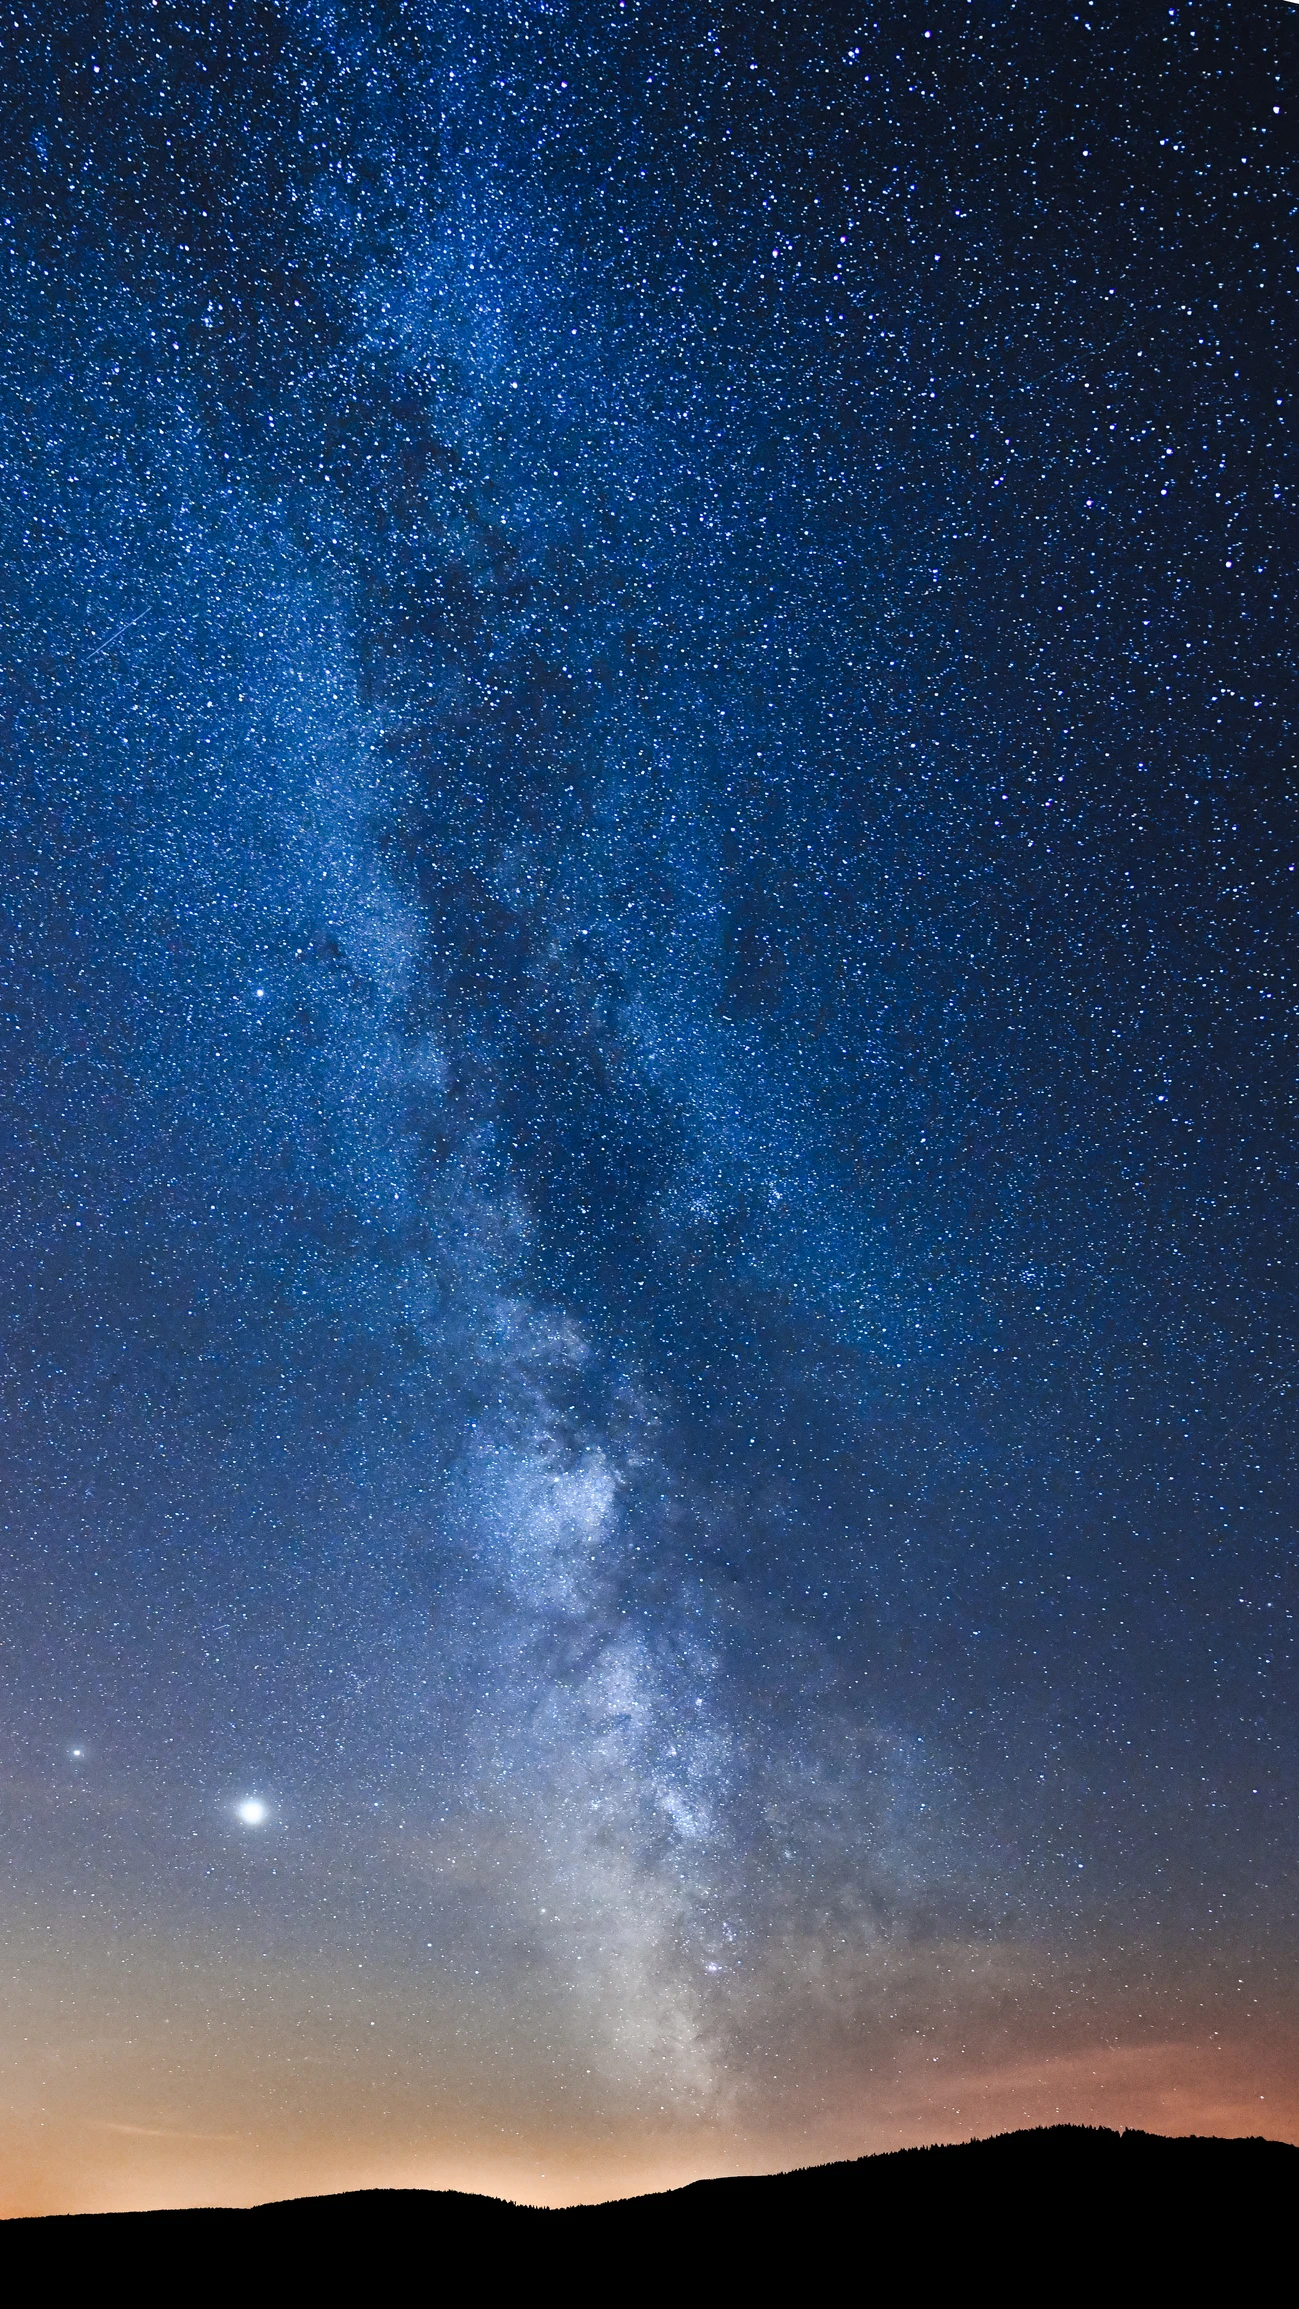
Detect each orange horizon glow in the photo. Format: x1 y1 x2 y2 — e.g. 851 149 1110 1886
6 2024 1297 2221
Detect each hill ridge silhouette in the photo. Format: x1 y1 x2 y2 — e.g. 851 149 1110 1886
191 2120 1288 2217
7 2119 1294 2288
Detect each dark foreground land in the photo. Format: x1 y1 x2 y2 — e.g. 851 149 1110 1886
6 2125 1295 2292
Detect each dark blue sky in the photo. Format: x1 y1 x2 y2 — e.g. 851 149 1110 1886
1 0 1296 2211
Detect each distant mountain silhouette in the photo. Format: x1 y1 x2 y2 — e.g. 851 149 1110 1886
6 2125 1294 2287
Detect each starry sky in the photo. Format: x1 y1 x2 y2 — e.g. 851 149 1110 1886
1 0 1296 2217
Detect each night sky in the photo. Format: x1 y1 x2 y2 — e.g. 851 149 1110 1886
2 0 1296 2217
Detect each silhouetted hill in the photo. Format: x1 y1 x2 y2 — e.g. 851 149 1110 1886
5 2125 1294 2289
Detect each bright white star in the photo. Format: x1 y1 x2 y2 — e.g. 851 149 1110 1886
235 1798 269 1826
